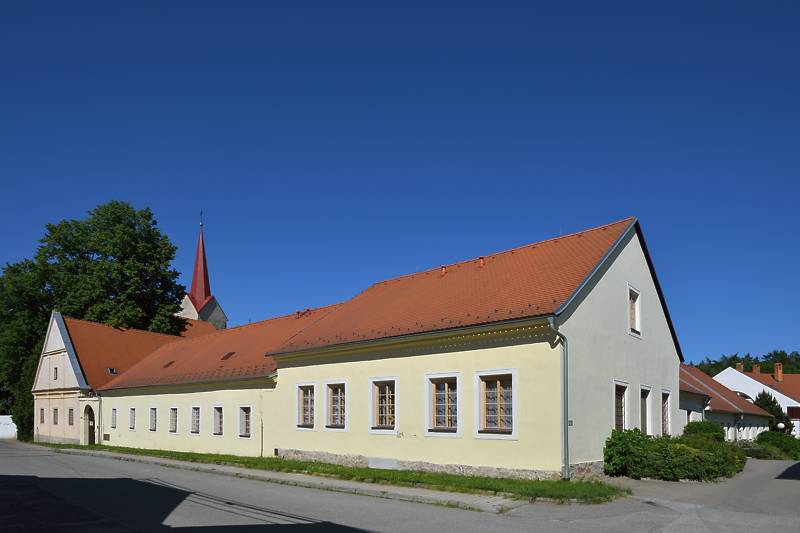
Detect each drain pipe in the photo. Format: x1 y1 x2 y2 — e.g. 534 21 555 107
548 317 570 480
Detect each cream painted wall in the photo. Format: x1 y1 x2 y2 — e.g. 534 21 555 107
270 338 563 473
100 381 269 456
34 351 81 392
560 231 682 464
34 392 81 443
678 391 707 431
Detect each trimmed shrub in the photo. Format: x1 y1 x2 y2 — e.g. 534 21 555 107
756 431 800 460
603 428 746 481
738 441 785 460
683 420 725 442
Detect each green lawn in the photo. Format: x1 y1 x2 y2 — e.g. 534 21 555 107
34 442 627 503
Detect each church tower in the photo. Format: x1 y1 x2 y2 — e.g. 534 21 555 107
177 220 228 329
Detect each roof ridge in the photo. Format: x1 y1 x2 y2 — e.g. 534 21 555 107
62 316 183 340
370 217 636 287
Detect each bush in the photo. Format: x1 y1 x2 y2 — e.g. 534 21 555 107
737 441 785 460
756 431 800 460
683 420 725 442
603 428 746 481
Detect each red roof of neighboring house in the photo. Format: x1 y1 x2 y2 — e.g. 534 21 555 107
679 375 710 398
99 305 339 390
273 218 635 354
182 319 218 338
743 371 800 404
63 318 183 389
680 365 771 417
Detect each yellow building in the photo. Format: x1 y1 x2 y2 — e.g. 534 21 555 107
36 217 685 479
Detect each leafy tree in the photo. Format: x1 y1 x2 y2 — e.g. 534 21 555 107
696 351 800 377
0 201 186 438
754 391 794 434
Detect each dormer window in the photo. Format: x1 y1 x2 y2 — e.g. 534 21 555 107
107 367 118 375
628 285 641 336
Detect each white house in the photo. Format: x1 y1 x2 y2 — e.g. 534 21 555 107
714 364 800 438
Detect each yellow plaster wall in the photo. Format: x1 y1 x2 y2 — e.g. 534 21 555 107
100 382 269 456
270 340 563 472
33 392 81 444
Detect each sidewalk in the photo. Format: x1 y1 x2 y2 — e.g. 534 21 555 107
47 445 526 513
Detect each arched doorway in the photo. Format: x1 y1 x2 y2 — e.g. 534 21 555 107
84 405 95 445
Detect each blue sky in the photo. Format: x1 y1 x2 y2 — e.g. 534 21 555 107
1 3 798 362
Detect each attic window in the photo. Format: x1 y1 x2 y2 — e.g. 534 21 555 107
107 367 118 375
221 351 236 361
628 285 641 337
163 361 174 369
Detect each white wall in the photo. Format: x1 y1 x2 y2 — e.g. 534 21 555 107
714 367 800 438
561 230 682 464
0 416 17 439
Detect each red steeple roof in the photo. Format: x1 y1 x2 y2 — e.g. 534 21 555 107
188 223 213 312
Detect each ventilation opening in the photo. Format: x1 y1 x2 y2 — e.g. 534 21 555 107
162 361 174 369
107 367 118 375
221 351 236 361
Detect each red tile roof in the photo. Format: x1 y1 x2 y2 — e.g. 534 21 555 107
743 371 800 404
273 218 635 354
63 318 184 389
182 319 218 338
680 365 771 417
99 305 339 390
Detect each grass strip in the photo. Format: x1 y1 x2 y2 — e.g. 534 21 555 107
34 442 627 503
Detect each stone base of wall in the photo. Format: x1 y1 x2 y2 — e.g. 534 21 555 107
275 448 562 480
568 461 605 481
34 435 79 445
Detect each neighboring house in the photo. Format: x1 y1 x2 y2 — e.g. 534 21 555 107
714 363 800 438
86 216 683 480
678 371 710 424
679 365 771 441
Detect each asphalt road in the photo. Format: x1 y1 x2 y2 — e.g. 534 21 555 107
0 440 798 532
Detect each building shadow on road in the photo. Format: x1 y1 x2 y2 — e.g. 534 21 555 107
0 474 365 532
776 462 800 480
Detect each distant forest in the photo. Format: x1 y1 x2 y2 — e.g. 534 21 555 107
695 350 800 377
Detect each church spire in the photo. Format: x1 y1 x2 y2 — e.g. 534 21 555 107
188 218 212 311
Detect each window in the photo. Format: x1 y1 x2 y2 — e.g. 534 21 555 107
614 384 627 431
239 406 251 438
640 388 650 434
39 408 44 424
53 408 58 425
297 386 315 428
327 384 346 428
149 408 157 432
169 408 178 433
53 367 58 380
628 286 641 336
191 407 200 434
479 374 512 433
129 408 136 430
68 408 74 426
111 408 117 429
661 393 670 436
430 377 457 432
372 380 396 430
213 406 223 435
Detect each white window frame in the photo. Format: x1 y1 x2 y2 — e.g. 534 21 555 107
369 376 399 435
111 408 117 429
660 390 671 436
639 385 652 435
295 382 316 431
129 407 136 431
211 404 224 437
149 407 158 432
323 379 348 432
473 368 517 440
424 371 461 438
68 408 74 426
40 408 45 424
627 283 642 338
168 406 178 434
53 408 58 426
190 406 201 436
612 379 629 431
238 404 253 439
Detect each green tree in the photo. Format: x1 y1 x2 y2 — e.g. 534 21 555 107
0 201 186 438
696 351 800 377
754 391 794 434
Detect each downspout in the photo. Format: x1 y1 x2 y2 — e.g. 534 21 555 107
548 317 570 480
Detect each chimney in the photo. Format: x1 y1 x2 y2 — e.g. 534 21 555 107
735 363 744 372
775 362 783 382
753 364 761 374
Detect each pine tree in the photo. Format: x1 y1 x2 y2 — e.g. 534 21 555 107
754 391 794 433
